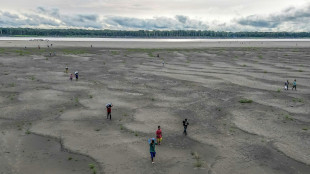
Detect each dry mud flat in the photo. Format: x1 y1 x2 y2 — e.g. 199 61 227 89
0 44 310 174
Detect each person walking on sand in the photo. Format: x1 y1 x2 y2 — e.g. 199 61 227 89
183 119 189 135
75 71 79 80
65 65 68 73
150 139 158 164
162 60 165 67
156 126 162 145
285 80 289 90
70 74 73 81
106 103 113 120
292 79 297 90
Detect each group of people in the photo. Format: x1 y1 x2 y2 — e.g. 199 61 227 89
284 79 297 90
149 119 189 164
65 66 79 81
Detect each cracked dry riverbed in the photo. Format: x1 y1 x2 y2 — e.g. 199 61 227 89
0 46 310 174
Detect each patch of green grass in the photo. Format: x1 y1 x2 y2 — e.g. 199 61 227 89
95 128 101 131
68 157 73 160
111 51 119 55
31 76 35 80
242 64 246 67
89 95 93 99
191 152 202 168
299 69 303 72
151 98 155 101
74 97 79 106
263 70 267 73
123 113 128 117
135 132 138 136
284 114 294 121
120 124 124 130
89 164 95 169
10 94 15 100
147 52 155 57
277 88 281 93
25 130 31 134
302 128 308 131
10 83 15 87
239 99 253 103
195 160 202 168
258 55 263 59
14 50 31 56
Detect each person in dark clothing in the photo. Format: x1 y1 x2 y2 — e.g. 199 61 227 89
285 80 289 90
183 119 189 135
106 103 113 120
75 71 79 80
292 79 297 90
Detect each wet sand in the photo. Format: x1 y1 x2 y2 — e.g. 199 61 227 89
0 40 310 174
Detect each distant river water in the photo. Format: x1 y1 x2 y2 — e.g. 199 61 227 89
1 37 310 42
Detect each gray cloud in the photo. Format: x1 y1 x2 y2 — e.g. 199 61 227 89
105 15 208 30
237 5 310 30
0 7 103 29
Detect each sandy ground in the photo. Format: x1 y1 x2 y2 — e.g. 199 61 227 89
0 40 310 174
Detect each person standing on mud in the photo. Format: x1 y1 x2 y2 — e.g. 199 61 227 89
285 80 289 90
292 79 297 90
70 74 73 81
106 103 113 120
150 139 158 164
183 119 189 135
75 71 79 80
65 65 68 73
156 126 162 145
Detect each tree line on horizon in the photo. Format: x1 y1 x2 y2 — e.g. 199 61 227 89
0 28 310 38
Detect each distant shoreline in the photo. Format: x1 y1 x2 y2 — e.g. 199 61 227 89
1 39 310 48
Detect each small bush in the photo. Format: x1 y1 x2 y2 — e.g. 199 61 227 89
277 89 281 93
302 128 308 131
89 95 93 99
68 157 72 160
239 99 253 103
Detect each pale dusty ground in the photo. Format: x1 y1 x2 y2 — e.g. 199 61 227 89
0 40 310 174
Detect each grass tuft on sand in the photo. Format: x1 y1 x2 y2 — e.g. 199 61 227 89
239 99 253 103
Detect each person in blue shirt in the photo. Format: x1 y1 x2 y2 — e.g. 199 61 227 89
150 139 158 164
292 79 297 90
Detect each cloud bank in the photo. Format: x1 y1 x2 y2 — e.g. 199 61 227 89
1 4 310 32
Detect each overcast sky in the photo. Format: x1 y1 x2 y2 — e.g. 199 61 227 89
1 0 310 31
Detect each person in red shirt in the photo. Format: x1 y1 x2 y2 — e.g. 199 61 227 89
106 103 113 120
156 126 162 145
